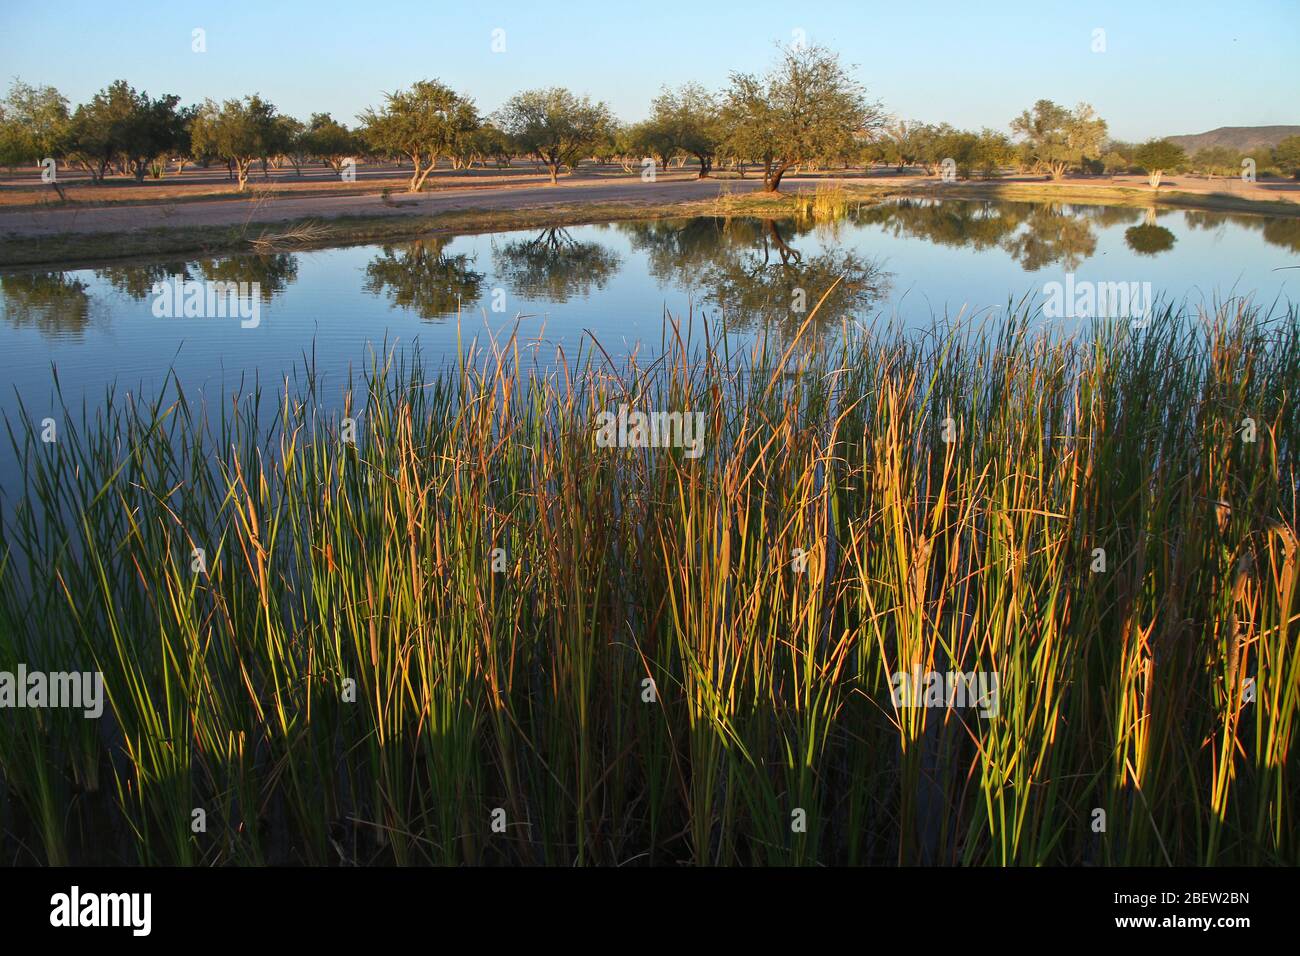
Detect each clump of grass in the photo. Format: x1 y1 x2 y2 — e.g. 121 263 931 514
0 298 1296 865
794 183 851 225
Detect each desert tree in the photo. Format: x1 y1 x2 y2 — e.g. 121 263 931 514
1190 146 1240 178
859 135 889 169
190 95 279 190
973 129 1014 178
119 90 186 180
608 123 642 173
1133 139 1186 189
587 124 620 166
911 123 952 175
649 82 721 177
1010 99 1107 180
496 88 613 185
0 79 69 169
64 80 141 182
64 80 184 182
1273 135 1300 179
276 116 308 174
881 119 922 172
720 44 882 192
1101 150 1131 176
925 126 1009 180
471 122 513 168
302 113 356 173
360 80 478 192
626 119 676 170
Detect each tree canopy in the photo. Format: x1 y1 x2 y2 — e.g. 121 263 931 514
1010 99 1107 180
496 88 613 184
648 83 722 178
190 95 280 190
359 80 478 192
720 44 882 191
1133 139 1186 188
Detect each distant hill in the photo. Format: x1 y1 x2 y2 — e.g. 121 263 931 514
1166 126 1300 153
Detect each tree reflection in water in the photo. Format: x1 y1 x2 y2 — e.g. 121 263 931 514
1 272 94 338
621 216 890 336
6 202 1296 344
364 238 485 319
491 227 622 303
862 198 1107 271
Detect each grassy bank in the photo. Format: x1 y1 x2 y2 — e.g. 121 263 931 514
1 300 1296 865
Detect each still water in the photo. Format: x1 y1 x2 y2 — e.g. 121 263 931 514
2 199 1297 418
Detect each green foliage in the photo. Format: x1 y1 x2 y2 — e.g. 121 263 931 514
0 78 69 167
1274 135 1300 178
1011 99 1108 179
495 87 613 184
190 95 280 189
721 44 883 191
1190 145 1241 177
1134 139 1187 174
359 80 478 191
625 119 675 167
648 82 721 177
66 80 185 183
302 113 356 171
1102 151 1131 175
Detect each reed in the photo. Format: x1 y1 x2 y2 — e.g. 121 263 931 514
0 298 1295 865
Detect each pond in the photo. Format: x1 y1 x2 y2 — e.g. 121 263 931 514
2 198 1297 431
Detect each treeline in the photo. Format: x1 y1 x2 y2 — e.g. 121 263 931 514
0 45 877 193
2 52 1298 193
871 102 1300 184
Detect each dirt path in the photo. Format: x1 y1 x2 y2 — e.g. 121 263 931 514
1 171 1294 240
0 175 776 237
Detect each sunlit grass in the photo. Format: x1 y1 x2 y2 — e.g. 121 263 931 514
0 298 1296 865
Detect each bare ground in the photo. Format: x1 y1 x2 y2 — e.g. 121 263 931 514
2 167 1296 240
0 174 771 237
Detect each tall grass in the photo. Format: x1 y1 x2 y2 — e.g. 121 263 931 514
0 299 1296 865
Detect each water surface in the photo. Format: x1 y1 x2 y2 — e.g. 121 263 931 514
3 199 1296 421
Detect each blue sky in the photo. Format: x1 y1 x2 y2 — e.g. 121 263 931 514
2 0 1295 141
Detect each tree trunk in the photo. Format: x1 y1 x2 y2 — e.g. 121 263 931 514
696 155 711 179
766 163 789 193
